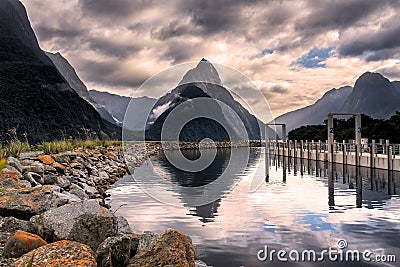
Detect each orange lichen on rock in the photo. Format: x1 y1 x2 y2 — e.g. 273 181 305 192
129 228 195 267
37 155 55 165
3 230 47 258
1 169 20 181
13 240 97 267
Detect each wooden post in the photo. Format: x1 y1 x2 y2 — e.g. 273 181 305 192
388 145 394 195
300 140 304 159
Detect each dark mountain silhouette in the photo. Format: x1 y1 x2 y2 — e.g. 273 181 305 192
341 72 400 118
145 59 264 141
0 0 120 143
275 86 352 132
276 72 400 132
46 52 117 125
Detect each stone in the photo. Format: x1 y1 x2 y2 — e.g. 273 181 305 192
0 185 68 220
0 258 15 266
26 172 44 185
13 240 97 267
54 191 81 204
44 175 71 188
129 229 196 267
69 183 89 200
99 171 109 181
195 260 209 267
43 164 57 173
37 155 55 165
0 166 22 181
19 151 44 160
52 162 66 174
0 216 35 233
23 172 40 187
78 182 99 197
117 216 133 234
96 235 131 267
22 162 44 174
137 231 158 253
3 230 47 258
6 157 22 173
31 200 118 250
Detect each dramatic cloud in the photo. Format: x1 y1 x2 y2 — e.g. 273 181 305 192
20 0 400 119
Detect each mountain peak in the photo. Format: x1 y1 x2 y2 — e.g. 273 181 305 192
179 58 222 86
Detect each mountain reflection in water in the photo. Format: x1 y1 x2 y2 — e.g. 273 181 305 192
108 148 400 267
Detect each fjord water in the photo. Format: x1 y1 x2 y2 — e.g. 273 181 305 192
108 148 400 266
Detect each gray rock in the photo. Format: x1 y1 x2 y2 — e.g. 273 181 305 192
78 182 99 197
0 185 67 220
69 184 89 200
19 151 44 160
0 178 22 189
23 172 40 187
22 162 44 174
0 217 35 233
137 231 158 253
26 172 44 185
31 200 118 250
0 258 15 266
96 235 131 267
44 175 71 189
54 192 81 204
195 260 209 267
99 171 109 181
43 164 57 173
117 216 133 234
6 157 22 173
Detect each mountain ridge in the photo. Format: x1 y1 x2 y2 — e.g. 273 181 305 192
276 72 400 132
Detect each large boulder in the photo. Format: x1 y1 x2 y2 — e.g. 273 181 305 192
3 230 47 258
0 185 68 220
13 240 97 267
129 229 196 267
31 200 118 250
0 216 35 233
95 235 131 267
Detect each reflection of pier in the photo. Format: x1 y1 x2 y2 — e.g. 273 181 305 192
266 150 400 210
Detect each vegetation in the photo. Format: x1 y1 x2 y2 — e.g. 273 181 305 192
288 112 400 143
0 137 121 158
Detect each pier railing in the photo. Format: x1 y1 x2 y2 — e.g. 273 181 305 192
264 140 400 171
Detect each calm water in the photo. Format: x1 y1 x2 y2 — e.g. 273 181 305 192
107 148 400 266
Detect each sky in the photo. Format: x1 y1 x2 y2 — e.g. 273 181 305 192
21 0 400 118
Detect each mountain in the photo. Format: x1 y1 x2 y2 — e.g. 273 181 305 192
0 0 120 143
145 59 264 141
276 72 400 132
342 72 400 119
46 52 117 125
89 90 157 130
275 86 352 132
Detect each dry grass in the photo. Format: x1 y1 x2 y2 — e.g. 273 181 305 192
0 138 121 158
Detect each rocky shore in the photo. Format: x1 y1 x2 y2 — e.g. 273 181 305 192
0 142 210 267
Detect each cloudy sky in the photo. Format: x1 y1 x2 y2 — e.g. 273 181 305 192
21 0 400 118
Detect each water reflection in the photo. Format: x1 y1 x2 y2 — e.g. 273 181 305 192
109 148 400 267
267 154 400 211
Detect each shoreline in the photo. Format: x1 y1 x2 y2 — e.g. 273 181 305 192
0 142 222 266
